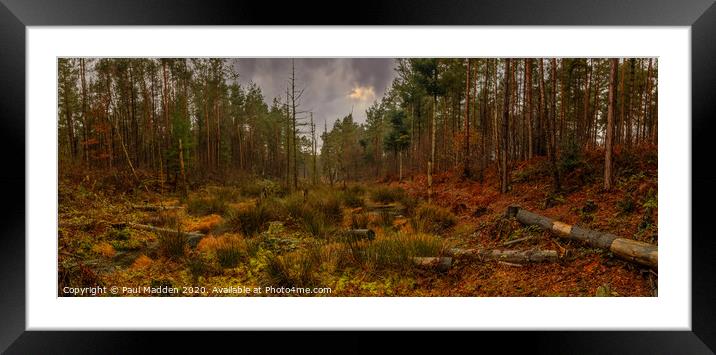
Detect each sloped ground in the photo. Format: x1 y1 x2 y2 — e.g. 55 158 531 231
57 147 657 297
396 147 658 296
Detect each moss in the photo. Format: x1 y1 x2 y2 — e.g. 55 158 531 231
110 239 144 251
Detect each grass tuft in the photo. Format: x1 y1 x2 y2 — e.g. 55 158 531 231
340 187 365 208
158 229 187 259
187 195 228 216
215 236 247 268
370 186 406 204
350 212 370 229
412 204 457 234
349 233 447 270
263 249 321 288
224 201 278 236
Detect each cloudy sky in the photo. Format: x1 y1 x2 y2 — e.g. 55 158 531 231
229 58 397 133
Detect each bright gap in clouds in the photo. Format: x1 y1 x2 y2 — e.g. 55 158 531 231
231 58 397 148
348 86 376 101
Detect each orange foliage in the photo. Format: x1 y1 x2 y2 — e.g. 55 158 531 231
183 214 223 233
92 242 115 257
196 234 245 253
131 254 153 269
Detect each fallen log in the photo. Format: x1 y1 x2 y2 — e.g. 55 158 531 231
506 205 657 269
365 204 405 211
503 235 536 246
124 222 205 247
449 247 558 263
363 204 406 216
412 247 557 271
497 261 524 267
412 257 453 272
132 205 184 211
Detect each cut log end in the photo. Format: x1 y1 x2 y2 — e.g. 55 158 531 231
508 206 658 269
506 205 521 218
610 238 658 269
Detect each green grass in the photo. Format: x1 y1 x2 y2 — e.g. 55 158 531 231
158 229 187 259
283 193 306 219
187 253 215 279
376 210 395 229
206 186 243 202
370 186 406 204
617 195 636 215
239 179 286 198
302 209 329 238
263 248 321 288
143 210 181 228
363 233 447 270
307 192 343 224
187 195 228 216
282 190 343 235
105 227 131 241
331 231 447 270
340 187 365 208
350 212 370 229
412 204 457 234
109 239 143 251
225 203 273 236
215 237 247 268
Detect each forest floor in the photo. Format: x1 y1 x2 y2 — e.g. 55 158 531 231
58 147 657 297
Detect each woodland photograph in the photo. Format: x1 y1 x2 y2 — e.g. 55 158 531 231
58 57 658 297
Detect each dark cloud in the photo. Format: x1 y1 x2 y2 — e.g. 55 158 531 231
229 58 397 133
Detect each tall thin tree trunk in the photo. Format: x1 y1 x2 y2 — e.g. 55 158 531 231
605 59 618 191
549 58 561 192
590 61 602 150
625 59 635 148
311 113 317 185
285 87 291 189
644 58 653 145
80 58 89 166
617 60 625 146
525 58 533 160
538 59 547 158
179 138 188 197
583 59 592 149
291 60 298 191
463 58 471 178
161 59 170 177
480 59 489 183
500 59 511 194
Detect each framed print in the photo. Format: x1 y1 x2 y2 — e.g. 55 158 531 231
2 0 716 353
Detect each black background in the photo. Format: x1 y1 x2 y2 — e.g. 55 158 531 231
1 0 715 353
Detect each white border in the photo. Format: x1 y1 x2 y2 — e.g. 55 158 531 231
27 27 690 330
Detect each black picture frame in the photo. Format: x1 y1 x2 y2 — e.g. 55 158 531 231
2 0 715 353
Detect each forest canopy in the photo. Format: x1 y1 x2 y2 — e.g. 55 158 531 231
58 58 657 192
